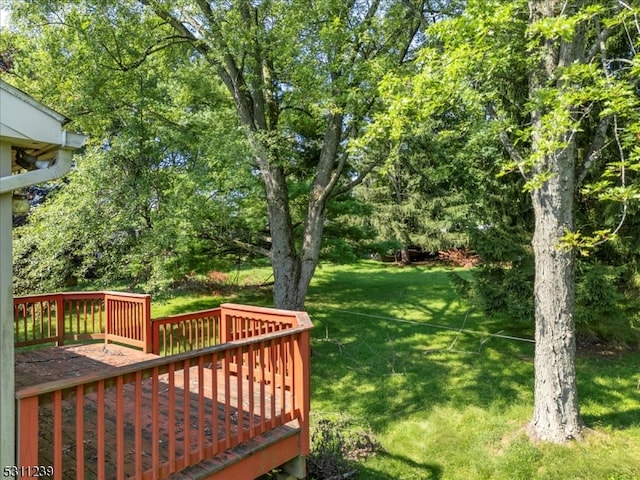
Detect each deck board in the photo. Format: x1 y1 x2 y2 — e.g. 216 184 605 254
15 343 158 388
15 344 292 480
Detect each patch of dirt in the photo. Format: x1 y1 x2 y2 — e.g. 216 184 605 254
207 270 229 283
382 248 481 268
576 335 636 358
436 248 481 268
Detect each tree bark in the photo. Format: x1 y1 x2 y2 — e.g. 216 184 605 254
399 247 411 265
258 154 302 310
529 155 583 442
527 0 584 443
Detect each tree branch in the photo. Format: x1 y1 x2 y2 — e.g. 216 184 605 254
99 35 193 72
331 161 378 198
576 116 610 188
199 232 271 258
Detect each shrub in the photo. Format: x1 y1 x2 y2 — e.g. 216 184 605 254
306 414 383 480
455 257 640 346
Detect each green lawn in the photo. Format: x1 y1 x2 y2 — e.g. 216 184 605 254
152 261 640 479
304 262 640 480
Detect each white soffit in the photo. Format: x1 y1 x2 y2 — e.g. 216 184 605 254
0 79 70 152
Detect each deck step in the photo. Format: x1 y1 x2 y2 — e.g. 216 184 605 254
169 419 303 480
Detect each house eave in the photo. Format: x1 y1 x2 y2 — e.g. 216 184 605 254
0 79 87 188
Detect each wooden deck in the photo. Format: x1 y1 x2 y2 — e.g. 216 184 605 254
16 343 294 479
14 300 312 480
15 344 158 388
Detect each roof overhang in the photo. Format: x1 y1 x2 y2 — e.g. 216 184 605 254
0 79 87 193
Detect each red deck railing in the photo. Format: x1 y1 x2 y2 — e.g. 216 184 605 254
151 304 301 356
151 308 224 355
13 291 152 353
14 297 312 480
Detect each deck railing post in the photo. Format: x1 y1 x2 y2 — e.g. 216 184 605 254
220 307 230 344
151 318 160 355
293 329 311 457
104 293 112 346
142 295 151 354
55 293 65 346
16 396 39 478
220 307 230 376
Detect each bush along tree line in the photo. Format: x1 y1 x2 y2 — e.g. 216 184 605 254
3 0 640 444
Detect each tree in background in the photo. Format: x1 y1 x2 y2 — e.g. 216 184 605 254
375 0 640 443
7 0 453 309
356 104 504 263
136 0 446 309
2 15 265 294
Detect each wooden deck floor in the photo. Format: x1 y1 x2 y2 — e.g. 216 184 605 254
15 344 292 480
15 343 159 388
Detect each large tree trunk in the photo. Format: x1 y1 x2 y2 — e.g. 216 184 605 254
259 159 302 310
252 112 343 311
527 0 585 443
529 156 583 442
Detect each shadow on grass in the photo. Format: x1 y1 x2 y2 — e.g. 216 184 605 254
577 350 640 430
308 264 535 432
357 452 443 479
310 327 534 432
151 288 272 317
583 408 640 430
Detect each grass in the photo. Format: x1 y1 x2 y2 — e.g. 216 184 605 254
149 264 275 318
94 261 640 478
302 262 640 479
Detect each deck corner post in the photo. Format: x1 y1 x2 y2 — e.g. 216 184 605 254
293 329 311 457
142 294 151 354
54 293 65 346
